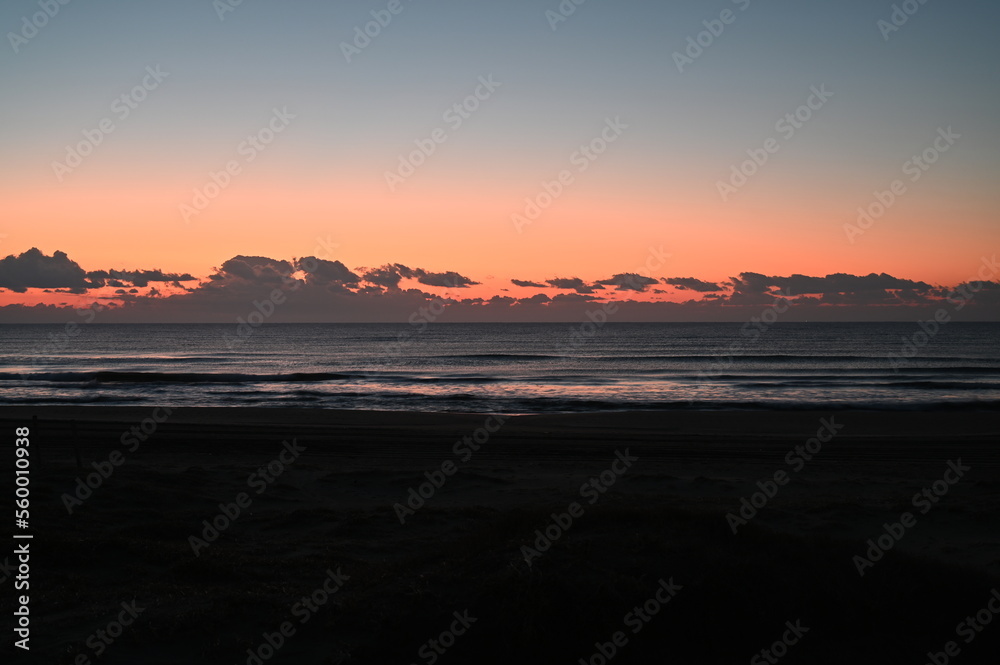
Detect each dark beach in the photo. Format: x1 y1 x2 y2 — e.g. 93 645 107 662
2 407 998 664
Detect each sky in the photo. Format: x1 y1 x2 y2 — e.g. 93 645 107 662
1 0 998 321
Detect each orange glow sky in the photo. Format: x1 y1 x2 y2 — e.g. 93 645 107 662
1 1 998 318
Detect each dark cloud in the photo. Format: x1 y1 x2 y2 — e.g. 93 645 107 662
774 272 932 295
732 272 931 296
596 273 659 292
551 293 599 303
818 290 898 306
727 273 795 306
3 250 997 323
0 248 90 293
298 257 360 286
218 256 295 283
361 264 478 290
727 271 935 305
511 279 546 288
546 277 595 294
416 270 479 288
87 269 197 288
362 263 414 289
664 277 722 292
728 272 772 295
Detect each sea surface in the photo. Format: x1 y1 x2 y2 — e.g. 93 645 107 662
1 323 998 412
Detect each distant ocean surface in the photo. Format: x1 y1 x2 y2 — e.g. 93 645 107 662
1 323 998 412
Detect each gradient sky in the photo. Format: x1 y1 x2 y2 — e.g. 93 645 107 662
1 0 998 320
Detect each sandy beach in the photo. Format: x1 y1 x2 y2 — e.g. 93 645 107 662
2 407 999 664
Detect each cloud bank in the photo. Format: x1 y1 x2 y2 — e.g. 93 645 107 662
1 250 997 322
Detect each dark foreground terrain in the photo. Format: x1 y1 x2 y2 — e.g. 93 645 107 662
1 407 999 664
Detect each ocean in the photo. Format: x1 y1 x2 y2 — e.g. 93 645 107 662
1 322 998 412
